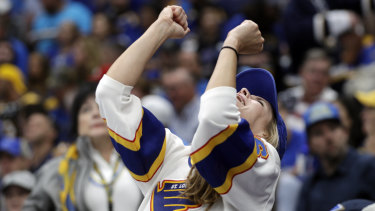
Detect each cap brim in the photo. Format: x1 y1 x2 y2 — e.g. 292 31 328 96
236 68 286 159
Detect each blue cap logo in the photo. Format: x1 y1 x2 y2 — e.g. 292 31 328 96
304 102 340 129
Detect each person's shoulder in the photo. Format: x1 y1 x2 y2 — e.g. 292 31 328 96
279 86 303 100
62 1 92 17
65 1 91 12
349 149 375 172
32 11 50 26
34 156 63 179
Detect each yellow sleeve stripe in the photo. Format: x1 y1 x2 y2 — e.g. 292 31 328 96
128 137 166 182
190 124 238 165
107 110 144 151
214 143 258 194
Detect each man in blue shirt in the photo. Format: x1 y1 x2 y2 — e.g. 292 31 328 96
297 102 375 211
31 0 92 56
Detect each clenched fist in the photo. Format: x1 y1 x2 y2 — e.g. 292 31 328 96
224 20 264 55
157 5 190 39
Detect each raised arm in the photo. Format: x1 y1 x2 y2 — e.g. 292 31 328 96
205 20 264 91
189 21 275 209
95 6 190 192
106 5 189 86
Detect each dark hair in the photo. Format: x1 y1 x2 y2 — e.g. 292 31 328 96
22 104 58 131
22 104 49 120
300 48 332 70
19 104 59 144
70 82 98 137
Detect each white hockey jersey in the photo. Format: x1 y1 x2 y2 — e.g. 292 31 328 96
96 74 281 211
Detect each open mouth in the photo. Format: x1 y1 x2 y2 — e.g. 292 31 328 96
236 94 246 106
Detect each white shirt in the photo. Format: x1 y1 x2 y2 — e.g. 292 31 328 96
96 74 280 211
84 148 142 211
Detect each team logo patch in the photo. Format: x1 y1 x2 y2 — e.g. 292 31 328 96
151 180 200 211
255 138 269 159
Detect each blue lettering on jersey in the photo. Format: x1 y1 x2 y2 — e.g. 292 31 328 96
255 138 269 159
151 180 201 211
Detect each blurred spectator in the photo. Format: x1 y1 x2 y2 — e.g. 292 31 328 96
104 0 142 48
23 82 142 210
1 170 35 211
297 102 375 211
20 105 57 173
141 94 174 128
138 2 161 31
0 64 27 125
0 40 15 66
31 0 92 56
342 63 375 97
276 101 309 211
131 77 152 99
0 137 32 178
278 48 338 131
0 64 26 104
332 95 364 148
196 4 227 75
91 13 114 43
355 90 375 155
0 0 29 76
161 67 200 145
13 0 43 38
50 21 81 74
278 101 309 172
329 29 375 93
177 49 208 95
71 36 103 82
282 0 370 73
27 52 50 96
73 0 110 13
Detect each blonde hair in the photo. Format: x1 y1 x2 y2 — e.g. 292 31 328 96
183 165 219 210
263 117 279 149
183 115 279 209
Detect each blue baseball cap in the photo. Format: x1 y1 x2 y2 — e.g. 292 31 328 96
331 199 375 211
236 68 287 160
303 102 341 129
0 137 32 158
0 137 21 157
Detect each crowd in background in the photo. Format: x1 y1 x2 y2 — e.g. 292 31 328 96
1 0 375 210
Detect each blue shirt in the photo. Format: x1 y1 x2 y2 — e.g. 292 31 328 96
32 2 92 56
297 149 375 211
281 129 308 169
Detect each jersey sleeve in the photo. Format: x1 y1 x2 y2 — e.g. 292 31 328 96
95 75 167 187
190 86 280 210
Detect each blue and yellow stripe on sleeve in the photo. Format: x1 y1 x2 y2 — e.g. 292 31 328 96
107 107 166 182
190 119 258 194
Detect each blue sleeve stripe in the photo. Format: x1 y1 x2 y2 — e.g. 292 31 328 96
127 137 166 182
190 124 238 165
193 119 258 194
107 110 144 151
109 108 166 182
